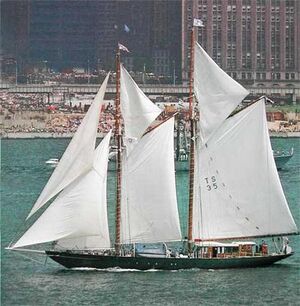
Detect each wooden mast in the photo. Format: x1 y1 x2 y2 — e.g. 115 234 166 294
187 27 195 253
115 48 122 256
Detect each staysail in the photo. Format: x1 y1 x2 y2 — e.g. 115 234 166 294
121 117 182 244
12 131 112 249
192 99 298 241
27 74 110 219
194 42 249 143
120 64 161 153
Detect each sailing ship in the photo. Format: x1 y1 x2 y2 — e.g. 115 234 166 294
8 31 298 270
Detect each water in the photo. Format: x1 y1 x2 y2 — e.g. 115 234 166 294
1 138 299 306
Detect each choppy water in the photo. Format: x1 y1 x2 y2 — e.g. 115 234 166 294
1 138 300 306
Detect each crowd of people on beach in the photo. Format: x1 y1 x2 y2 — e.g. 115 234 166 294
0 91 116 135
1 91 299 136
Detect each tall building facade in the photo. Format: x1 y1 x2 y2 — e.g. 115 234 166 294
1 0 30 74
152 0 182 79
182 0 300 83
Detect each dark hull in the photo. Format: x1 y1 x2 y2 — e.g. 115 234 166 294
46 251 293 270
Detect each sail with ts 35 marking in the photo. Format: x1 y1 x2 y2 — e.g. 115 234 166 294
121 117 182 244
12 131 112 249
27 74 110 219
194 42 249 143
192 99 298 241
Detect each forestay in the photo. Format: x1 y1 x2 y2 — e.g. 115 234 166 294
27 74 110 219
192 100 298 241
120 64 161 153
194 42 249 143
12 131 112 249
121 117 182 244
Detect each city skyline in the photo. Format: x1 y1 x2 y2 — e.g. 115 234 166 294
1 0 299 84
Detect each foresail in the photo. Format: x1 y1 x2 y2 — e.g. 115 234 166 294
120 64 161 153
121 117 182 244
27 73 110 219
194 42 249 143
192 99 298 241
12 131 112 249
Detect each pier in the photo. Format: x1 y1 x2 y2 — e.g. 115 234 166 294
1 82 299 102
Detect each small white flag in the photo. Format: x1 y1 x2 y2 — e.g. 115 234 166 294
118 43 130 53
193 18 204 27
124 24 130 33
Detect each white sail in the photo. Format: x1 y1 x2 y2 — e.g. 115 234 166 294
192 99 298 241
120 64 161 153
27 74 110 219
12 131 112 249
121 117 182 244
194 42 249 143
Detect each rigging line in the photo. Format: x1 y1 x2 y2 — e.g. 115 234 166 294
264 96 273 235
229 95 265 118
142 113 178 137
7 217 28 248
12 251 47 265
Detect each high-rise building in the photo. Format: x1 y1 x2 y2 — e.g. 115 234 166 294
182 0 300 83
152 0 182 80
1 0 30 74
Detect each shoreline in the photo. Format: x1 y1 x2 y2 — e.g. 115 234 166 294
269 131 300 138
1 131 300 139
0 132 106 139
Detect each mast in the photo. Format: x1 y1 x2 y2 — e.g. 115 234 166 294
187 27 195 253
115 48 122 255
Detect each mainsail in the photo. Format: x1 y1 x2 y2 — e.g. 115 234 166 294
120 64 161 153
12 131 112 249
121 117 182 244
27 74 110 219
192 99 298 241
194 42 249 143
